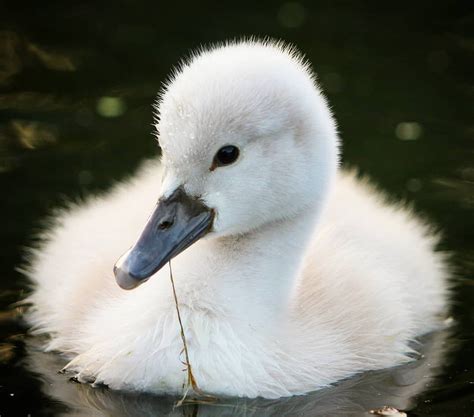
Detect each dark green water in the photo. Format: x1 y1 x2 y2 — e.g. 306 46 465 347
0 1 473 415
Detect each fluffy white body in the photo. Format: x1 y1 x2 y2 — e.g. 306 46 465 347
26 41 448 399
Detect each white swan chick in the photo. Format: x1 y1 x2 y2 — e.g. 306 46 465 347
26 40 449 399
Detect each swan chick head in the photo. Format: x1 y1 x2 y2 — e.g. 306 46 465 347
156 40 340 237
114 40 340 289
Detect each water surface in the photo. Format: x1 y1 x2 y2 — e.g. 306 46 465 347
0 1 473 416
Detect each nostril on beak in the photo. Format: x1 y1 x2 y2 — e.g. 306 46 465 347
158 219 174 230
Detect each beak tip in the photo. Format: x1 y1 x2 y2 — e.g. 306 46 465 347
114 265 144 290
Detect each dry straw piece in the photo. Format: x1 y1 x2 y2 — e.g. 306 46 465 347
168 261 217 406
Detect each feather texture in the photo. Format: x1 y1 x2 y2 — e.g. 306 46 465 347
24 40 449 398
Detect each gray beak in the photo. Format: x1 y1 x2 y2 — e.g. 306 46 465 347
114 188 214 290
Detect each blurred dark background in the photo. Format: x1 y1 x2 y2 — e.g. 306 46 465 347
0 1 473 415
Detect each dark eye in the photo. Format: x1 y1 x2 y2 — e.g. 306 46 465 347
212 145 240 168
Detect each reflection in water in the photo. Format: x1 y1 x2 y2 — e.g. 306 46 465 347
0 30 75 86
25 330 450 417
0 91 76 111
9 120 58 149
0 2 472 415
96 97 127 118
0 119 59 173
394 122 423 141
